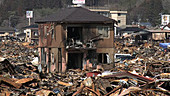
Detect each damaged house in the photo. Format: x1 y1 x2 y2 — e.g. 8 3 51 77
120 26 151 44
36 7 117 73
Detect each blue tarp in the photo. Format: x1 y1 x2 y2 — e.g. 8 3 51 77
159 43 170 49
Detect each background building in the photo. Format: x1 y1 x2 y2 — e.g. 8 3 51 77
110 11 127 27
161 14 170 26
0 27 15 37
23 24 38 43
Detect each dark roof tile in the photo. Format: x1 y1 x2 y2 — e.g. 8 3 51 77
36 7 115 24
23 24 38 29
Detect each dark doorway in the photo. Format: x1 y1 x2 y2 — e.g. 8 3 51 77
67 53 83 69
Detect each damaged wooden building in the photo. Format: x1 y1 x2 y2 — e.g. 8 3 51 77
36 7 117 73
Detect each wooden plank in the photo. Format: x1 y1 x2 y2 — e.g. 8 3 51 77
0 76 22 89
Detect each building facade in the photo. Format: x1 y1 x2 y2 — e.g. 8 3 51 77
88 9 127 27
110 11 127 27
161 14 170 26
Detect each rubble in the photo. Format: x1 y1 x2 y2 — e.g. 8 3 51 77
0 37 170 95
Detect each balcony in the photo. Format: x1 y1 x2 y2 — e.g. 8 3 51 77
66 38 97 51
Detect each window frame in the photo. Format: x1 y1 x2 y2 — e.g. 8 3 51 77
34 31 38 36
97 26 110 39
118 13 121 16
118 20 121 23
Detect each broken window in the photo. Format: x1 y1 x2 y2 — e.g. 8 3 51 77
97 26 110 38
67 27 82 40
27 32 30 37
98 53 107 64
34 31 38 36
67 27 83 47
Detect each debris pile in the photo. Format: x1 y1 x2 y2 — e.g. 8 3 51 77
0 40 38 64
0 38 170 95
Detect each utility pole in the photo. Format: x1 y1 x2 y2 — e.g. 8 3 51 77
26 11 33 26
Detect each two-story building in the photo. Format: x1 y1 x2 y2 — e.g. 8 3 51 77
87 9 127 27
36 7 117 73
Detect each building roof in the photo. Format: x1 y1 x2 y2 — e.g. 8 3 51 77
110 11 127 14
120 27 150 36
36 7 116 24
17 33 26 37
148 29 170 33
0 27 15 32
121 27 144 32
23 24 38 29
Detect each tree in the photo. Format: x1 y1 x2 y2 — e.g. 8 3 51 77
127 0 163 26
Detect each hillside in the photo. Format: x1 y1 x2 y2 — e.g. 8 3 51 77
162 0 170 13
0 0 169 28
